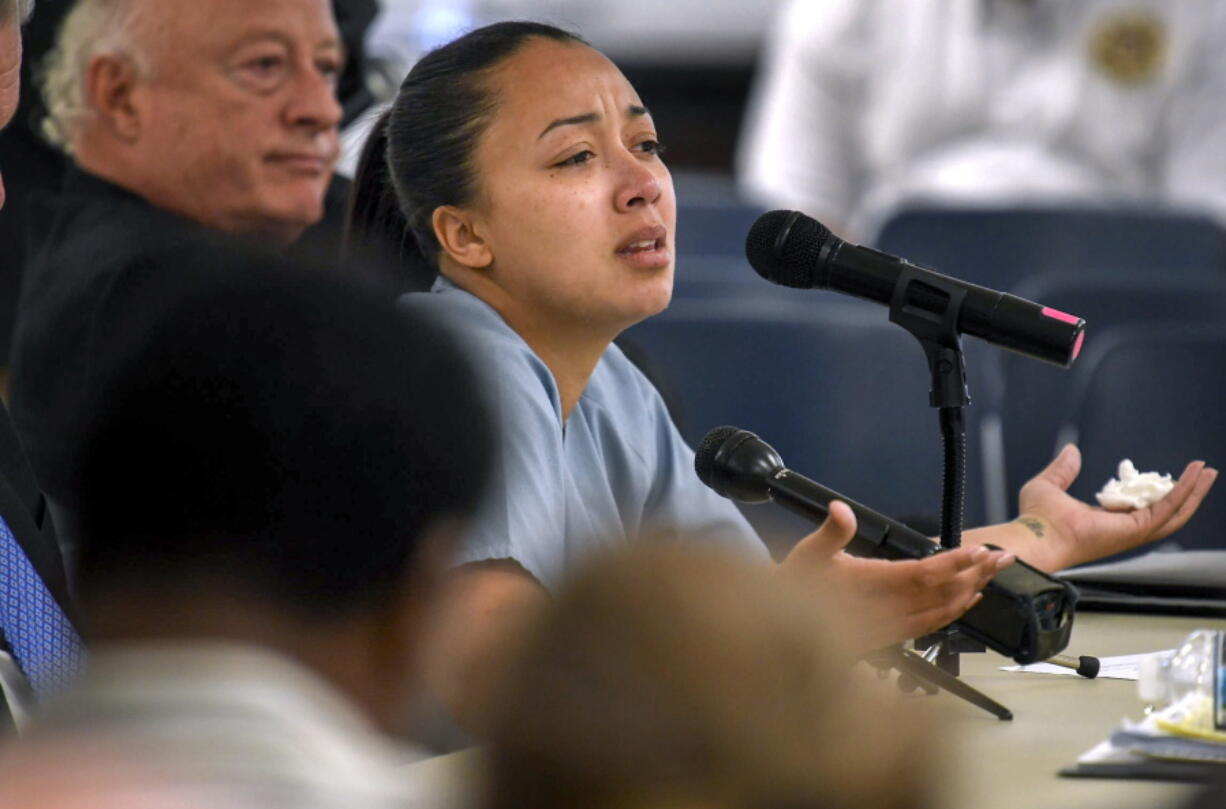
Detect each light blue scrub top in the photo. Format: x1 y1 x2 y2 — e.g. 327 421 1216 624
401 278 769 589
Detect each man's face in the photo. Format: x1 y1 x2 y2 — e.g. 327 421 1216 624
126 0 342 243
0 20 22 210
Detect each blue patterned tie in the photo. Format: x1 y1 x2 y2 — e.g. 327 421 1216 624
0 516 85 697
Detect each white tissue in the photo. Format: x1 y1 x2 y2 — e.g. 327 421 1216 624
1096 459 1174 511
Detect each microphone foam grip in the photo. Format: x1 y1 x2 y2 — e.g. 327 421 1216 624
744 210 834 289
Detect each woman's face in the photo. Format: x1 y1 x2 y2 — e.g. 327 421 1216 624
462 39 676 336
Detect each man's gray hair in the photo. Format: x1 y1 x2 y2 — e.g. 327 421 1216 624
1 0 35 26
40 0 150 151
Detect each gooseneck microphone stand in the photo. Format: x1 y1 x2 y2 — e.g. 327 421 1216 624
874 265 1012 720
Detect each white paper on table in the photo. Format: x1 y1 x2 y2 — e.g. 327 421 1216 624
1000 651 1171 681
1075 737 1148 764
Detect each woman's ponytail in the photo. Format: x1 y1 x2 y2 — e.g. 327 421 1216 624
344 109 438 291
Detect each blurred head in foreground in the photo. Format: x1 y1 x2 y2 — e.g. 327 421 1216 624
483 543 937 809
61 243 493 728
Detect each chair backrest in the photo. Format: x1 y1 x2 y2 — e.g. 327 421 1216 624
626 297 991 550
671 254 797 302
997 274 1226 500
675 202 767 258
1054 323 1226 559
872 205 1226 292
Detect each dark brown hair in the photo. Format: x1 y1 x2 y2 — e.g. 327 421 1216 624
483 543 937 809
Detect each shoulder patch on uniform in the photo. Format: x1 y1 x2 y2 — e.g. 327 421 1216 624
1090 11 1168 85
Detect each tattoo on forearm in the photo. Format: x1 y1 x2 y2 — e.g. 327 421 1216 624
1017 517 1045 538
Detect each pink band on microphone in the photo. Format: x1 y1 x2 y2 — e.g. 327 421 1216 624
1072 330 1085 361
1041 306 1081 325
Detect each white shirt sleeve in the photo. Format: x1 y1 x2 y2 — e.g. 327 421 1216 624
1160 1 1226 224
737 0 873 228
0 651 32 731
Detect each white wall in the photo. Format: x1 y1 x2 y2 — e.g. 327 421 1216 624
370 0 785 65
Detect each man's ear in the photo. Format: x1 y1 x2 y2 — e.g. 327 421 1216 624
433 205 493 270
85 54 145 140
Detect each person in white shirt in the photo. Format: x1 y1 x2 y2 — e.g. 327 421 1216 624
739 0 1226 239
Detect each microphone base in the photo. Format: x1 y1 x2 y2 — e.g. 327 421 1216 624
870 643 1012 721
916 628 987 677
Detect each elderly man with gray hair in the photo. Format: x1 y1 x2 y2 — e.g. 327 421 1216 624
7 0 350 511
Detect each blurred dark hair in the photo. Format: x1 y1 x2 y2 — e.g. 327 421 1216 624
483 544 937 809
344 21 586 290
65 242 493 620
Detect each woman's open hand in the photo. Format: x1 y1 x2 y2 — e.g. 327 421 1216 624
780 501 1014 651
1008 445 1218 571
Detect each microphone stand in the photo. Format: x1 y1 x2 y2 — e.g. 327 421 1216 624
881 265 1010 720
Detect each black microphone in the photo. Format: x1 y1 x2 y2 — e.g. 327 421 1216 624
744 210 1086 367
695 425 937 560
695 426 1077 664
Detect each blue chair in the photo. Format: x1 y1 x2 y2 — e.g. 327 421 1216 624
625 296 992 552
674 202 767 258
872 205 1226 292
1053 323 1226 559
671 255 797 302
995 274 1226 503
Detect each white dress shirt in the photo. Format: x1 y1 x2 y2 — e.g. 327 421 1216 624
739 0 1226 237
20 643 447 809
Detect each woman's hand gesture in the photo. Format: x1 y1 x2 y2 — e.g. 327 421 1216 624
780 501 1014 651
1007 445 1218 571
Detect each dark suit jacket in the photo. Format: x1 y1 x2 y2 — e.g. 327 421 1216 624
9 168 221 504
8 165 370 509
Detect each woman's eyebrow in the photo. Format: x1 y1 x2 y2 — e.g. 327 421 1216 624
538 112 599 140
537 105 652 140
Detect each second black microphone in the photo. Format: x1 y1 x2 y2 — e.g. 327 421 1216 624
694 426 1078 664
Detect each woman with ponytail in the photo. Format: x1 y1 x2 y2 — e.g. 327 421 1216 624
345 21 1216 734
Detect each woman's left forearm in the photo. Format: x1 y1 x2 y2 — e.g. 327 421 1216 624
960 516 1067 573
